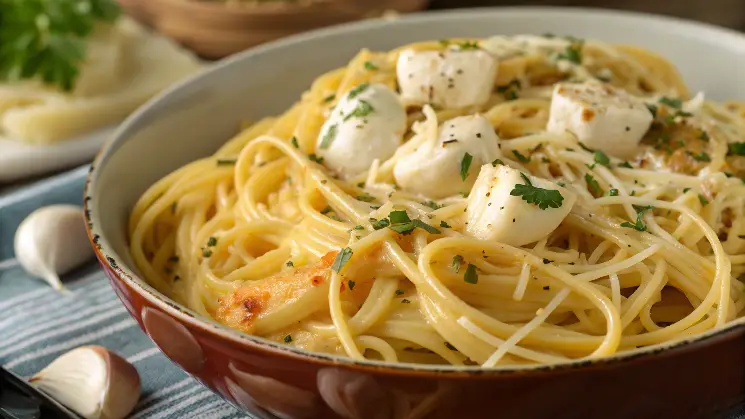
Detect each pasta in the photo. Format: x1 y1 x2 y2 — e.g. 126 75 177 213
129 35 745 367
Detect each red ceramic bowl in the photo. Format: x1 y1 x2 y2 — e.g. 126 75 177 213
85 8 745 419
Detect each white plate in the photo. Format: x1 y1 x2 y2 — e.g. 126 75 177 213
0 128 113 182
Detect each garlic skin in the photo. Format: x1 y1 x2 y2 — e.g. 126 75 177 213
14 204 94 291
30 346 141 419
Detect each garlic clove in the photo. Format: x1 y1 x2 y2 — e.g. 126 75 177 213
14 204 94 291
29 346 141 419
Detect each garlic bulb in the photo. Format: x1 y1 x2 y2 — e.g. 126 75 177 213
14 204 94 291
29 346 141 419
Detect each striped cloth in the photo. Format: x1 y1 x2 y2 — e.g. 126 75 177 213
2 165 744 419
0 166 247 419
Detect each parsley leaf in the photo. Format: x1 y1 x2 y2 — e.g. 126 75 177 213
440 220 451 228
290 136 299 148
464 263 478 284
0 0 121 91
593 150 611 167
458 41 480 50
557 40 583 64
585 173 602 196
387 210 441 235
421 200 442 210
322 94 336 103
364 61 378 70
343 99 374 121
618 161 634 169
496 79 521 100
319 124 338 149
687 151 711 162
331 248 353 272
451 255 463 273
728 142 745 156
512 150 531 163
491 158 504 167
658 97 682 109
620 205 652 232
370 218 390 230
355 193 376 202
698 194 709 206
460 153 473 181
608 189 619 196
348 83 370 99
510 173 565 210
645 104 658 117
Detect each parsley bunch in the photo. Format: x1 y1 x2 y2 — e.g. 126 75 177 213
0 0 120 91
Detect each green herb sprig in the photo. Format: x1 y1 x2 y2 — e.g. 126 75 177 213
0 0 121 91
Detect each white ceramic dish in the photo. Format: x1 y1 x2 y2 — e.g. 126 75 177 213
86 8 745 418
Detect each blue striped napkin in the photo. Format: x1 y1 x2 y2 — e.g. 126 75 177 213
0 166 247 419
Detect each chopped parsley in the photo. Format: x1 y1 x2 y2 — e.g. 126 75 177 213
585 173 602 196
348 83 370 99
658 97 682 109
683 187 691 193
557 40 583 64
491 158 504 167
284 335 293 343
308 154 324 163
421 200 442 210
512 150 531 163
217 158 237 166
458 41 480 50
286 261 294 267
621 205 653 232
348 280 356 290
352 225 364 230
202 249 213 258
699 130 710 142
496 79 521 100
401 299 411 304
363 61 378 71
319 124 338 149
645 104 658 117
395 289 405 296
460 153 473 181
356 193 376 202
207 237 218 247
370 217 390 230
387 210 441 235
608 188 619 197
290 136 299 148
510 173 564 210
331 247 353 272
593 150 611 167
322 94 336 103
698 194 709 206
687 151 711 162
464 263 478 284
451 255 464 273
343 100 374 121
440 220 452 228
728 142 745 156
618 161 634 169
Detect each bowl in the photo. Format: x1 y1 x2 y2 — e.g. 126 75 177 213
117 0 429 59
85 7 745 418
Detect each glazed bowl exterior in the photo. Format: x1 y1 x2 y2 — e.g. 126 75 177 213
85 8 745 419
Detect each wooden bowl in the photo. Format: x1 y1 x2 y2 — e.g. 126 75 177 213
118 0 430 58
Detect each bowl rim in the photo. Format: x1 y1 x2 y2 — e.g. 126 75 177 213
86 5 745 376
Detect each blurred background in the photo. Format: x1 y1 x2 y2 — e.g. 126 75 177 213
119 0 745 59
